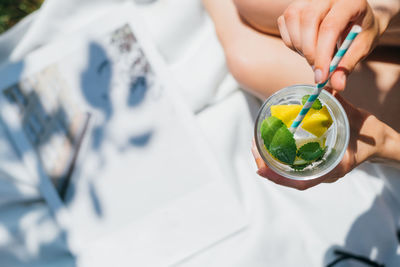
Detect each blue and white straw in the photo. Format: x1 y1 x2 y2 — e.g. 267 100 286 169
289 24 362 133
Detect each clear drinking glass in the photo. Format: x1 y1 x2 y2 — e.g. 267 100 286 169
254 85 350 180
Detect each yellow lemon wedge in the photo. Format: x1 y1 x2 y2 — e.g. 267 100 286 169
270 105 302 128
301 106 333 137
271 105 333 137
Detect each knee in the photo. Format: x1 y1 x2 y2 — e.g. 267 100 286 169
233 0 264 28
233 0 258 17
233 0 291 35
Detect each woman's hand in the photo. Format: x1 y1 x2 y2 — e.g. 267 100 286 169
277 0 388 91
252 91 400 190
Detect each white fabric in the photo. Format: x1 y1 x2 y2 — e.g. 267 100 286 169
1 0 400 266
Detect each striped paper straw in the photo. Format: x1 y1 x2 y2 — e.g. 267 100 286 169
289 24 362 133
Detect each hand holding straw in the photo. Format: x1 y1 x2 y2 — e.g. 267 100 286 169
289 24 362 133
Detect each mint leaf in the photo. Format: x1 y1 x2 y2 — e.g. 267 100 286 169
297 142 325 161
269 126 297 164
261 116 297 165
302 95 322 110
261 116 284 149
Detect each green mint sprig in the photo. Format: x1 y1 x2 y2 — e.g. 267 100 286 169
302 95 322 110
297 142 326 161
261 116 297 165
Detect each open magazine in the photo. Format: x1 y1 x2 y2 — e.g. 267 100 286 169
0 3 246 266
1 23 157 198
2 64 90 196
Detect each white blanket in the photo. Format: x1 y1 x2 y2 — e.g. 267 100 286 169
1 0 400 266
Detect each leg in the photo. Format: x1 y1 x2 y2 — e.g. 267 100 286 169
204 0 314 99
232 0 293 35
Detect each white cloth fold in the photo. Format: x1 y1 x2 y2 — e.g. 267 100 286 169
1 0 400 267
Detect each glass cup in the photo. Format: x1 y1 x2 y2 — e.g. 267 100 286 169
254 85 350 180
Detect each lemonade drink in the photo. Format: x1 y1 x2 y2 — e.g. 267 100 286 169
254 85 349 180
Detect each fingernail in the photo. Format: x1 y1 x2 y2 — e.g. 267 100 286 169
314 69 323 84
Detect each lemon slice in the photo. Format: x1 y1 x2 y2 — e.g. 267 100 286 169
301 106 333 137
270 105 302 128
271 105 333 137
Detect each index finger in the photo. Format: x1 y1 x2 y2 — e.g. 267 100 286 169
314 0 367 83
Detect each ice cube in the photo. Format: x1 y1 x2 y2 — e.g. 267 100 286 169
294 127 325 149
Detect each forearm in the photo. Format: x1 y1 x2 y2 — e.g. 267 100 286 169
356 109 400 168
337 94 400 170
370 117 400 168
